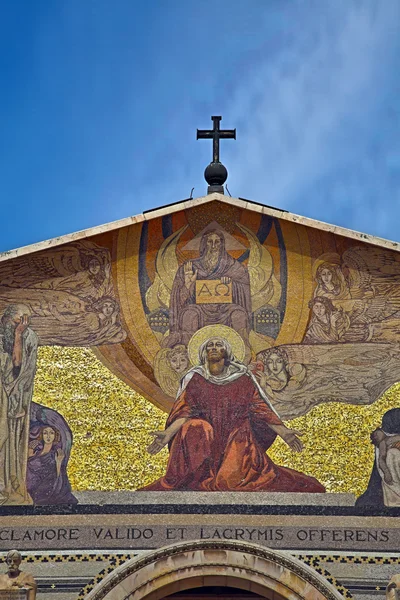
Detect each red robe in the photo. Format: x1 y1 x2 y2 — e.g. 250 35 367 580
142 372 325 492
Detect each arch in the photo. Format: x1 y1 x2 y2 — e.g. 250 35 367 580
85 540 345 600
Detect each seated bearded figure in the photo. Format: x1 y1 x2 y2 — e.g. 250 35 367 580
164 230 252 350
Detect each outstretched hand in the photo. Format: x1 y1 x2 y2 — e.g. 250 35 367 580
147 431 170 455
281 428 304 452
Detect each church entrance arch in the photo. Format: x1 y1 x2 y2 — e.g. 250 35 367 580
85 540 345 600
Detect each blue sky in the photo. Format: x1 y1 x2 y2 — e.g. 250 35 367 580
1 0 399 252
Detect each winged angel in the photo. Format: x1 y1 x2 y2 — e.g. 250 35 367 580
253 342 400 420
146 224 281 390
0 240 125 346
308 246 400 344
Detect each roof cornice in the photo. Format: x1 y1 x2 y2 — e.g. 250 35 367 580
0 193 398 263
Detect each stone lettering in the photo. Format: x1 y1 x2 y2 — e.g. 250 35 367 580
128 529 145 540
245 529 257 540
221 529 233 539
234 529 245 540
344 530 354 541
142 529 153 539
69 529 80 540
381 531 390 542
0 525 395 551
166 528 186 540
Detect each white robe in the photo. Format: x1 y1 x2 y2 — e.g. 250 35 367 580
0 328 38 505
178 361 280 418
376 442 400 507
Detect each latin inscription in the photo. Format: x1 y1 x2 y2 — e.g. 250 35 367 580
0 525 394 551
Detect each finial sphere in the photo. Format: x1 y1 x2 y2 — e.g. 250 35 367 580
197 116 235 194
204 162 228 187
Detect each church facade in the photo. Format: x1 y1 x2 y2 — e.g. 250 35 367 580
0 193 400 599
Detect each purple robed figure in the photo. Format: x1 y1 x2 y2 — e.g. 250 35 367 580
27 402 77 505
164 229 252 348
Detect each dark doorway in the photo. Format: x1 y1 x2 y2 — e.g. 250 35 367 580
163 586 268 600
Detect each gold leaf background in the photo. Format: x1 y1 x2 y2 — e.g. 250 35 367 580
33 346 399 495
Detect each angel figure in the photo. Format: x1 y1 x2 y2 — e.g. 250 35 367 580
154 345 191 398
257 343 400 421
315 261 351 301
21 293 126 346
0 240 113 301
313 253 363 320
304 297 351 344
252 347 306 398
0 240 124 346
312 248 400 341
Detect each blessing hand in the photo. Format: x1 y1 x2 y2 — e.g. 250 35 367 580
281 428 304 452
147 431 171 455
184 261 198 289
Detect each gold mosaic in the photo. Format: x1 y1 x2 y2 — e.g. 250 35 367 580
33 346 168 491
33 346 400 495
269 388 400 494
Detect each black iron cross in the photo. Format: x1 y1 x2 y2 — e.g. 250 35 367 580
197 116 236 163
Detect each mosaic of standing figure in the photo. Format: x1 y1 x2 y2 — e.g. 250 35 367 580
1 199 400 503
0 238 125 505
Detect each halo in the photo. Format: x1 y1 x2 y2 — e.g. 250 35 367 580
187 325 246 366
312 252 341 280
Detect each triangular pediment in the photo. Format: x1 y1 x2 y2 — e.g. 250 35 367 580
1 190 400 506
1 193 398 264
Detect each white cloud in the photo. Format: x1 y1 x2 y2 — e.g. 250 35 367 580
223 0 400 236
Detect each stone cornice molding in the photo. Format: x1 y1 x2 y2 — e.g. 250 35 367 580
1 193 398 264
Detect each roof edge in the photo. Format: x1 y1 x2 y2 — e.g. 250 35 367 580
0 193 398 263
